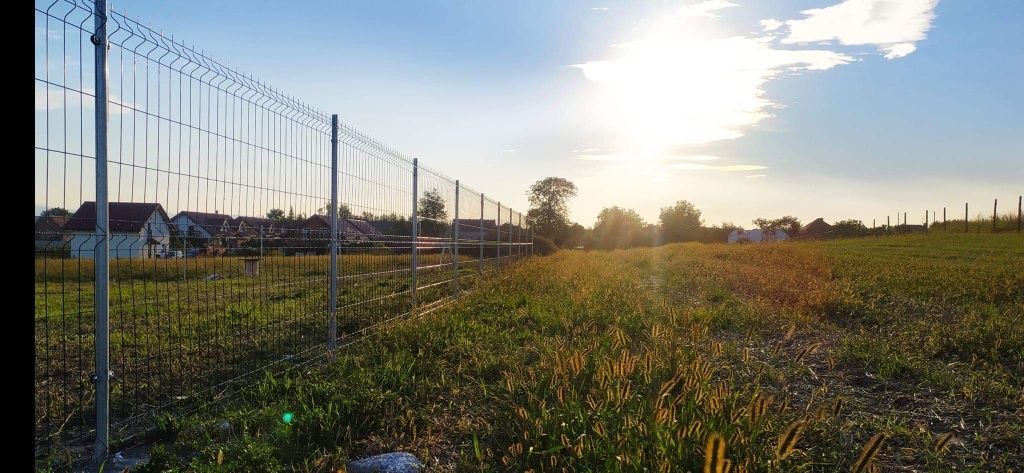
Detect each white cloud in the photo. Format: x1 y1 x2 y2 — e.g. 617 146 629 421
745 174 767 178
760 19 783 31
591 7 609 11
783 0 938 60
678 0 738 18
502 149 517 153
881 43 917 60
572 18 854 150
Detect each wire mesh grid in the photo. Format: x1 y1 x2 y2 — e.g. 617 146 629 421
34 0 532 462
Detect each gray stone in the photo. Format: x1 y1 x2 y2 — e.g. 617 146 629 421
347 452 423 473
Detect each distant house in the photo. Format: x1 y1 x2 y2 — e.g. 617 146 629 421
301 215 374 243
233 216 278 236
346 218 384 241
170 211 233 240
453 219 497 241
800 218 832 239
35 215 70 250
64 202 172 259
727 229 788 244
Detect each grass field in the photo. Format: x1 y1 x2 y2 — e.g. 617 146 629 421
34 249 525 462
42 234 1023 471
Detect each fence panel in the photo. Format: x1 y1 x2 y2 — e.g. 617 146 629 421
34 0 532 464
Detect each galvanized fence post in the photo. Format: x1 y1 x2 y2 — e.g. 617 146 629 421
496 202 501 268
993 198 998 231
453 180 460 296
328 114 338 354
508 207 513 265
1018 195 1022 233
411 158 418 312
479 193 484 274
965 202 969 233
517 214 522 261
91 0 111 465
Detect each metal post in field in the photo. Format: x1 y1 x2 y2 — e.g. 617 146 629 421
411 158 419 311
91 0 111 464
328 114 338 354
517 213 522 261
993 198 998 231
925 210 928 232
1018 195 1022 233
508 207 513 265
887 216 890 233
943 207 947 231
453 180 460 296
965 202 968 233
478 193 484 274
496 201 501 268
903 212 907 227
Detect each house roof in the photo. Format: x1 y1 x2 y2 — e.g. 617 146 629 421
367 220 401 235
35 215 69 233
346 218 382 236
171 211 232 227
302 215 367 237
64 202 170 233
800 218 832 234
233 216 276 229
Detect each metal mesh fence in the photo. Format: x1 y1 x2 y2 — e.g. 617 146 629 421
34 0 532 463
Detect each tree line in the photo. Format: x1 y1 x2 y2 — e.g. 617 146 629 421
524 177 821 253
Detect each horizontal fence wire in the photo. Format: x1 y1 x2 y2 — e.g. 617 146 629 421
33 0 532 463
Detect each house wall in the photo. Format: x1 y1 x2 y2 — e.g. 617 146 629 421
173 215 218 239
68 210 172 259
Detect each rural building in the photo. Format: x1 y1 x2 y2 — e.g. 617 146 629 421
726 229 789 244
454 219 497 241
233 216 278 236
800 218 832 239
301 215 377 243
170 211 234 240
35 215 70 250
346 218 384 241
64 202 172 259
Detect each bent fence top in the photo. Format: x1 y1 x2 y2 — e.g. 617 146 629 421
34 0 531 464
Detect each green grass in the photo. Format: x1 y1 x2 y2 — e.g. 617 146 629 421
37 234 1024 471
33 250 517 462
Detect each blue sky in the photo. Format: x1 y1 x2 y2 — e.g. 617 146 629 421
36 0 1023 227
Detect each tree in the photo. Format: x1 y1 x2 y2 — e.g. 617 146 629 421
832 219 868 238
41 207 70 217
317 202 353 219
659 200 704 243
418 188 448 237
592 206 646 250
418 189 447 220
267 208 285 221
752 216 802 237
526 177 578 246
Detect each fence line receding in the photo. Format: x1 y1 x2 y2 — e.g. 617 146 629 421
33 0 532 464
